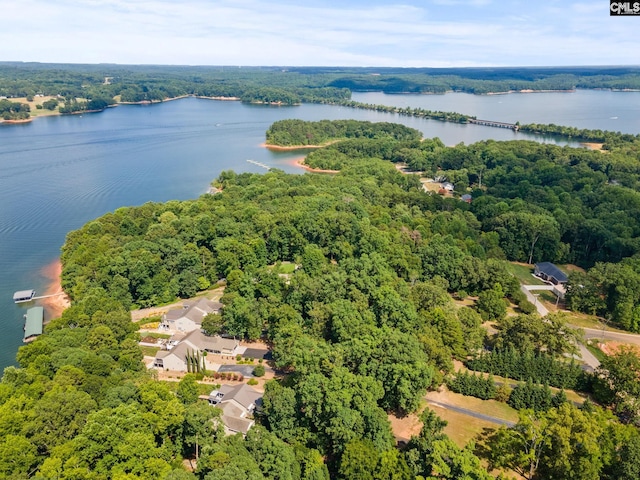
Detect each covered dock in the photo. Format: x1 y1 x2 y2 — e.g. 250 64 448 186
13 289 35 303
23 306 44 342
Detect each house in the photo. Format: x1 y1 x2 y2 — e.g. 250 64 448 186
534 262 568 285
461 194 472 203
160 297 223 332
442 182 455 191
209 383 263 435
153 329 240 371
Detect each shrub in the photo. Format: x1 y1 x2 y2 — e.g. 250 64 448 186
447 371 497 400
248 378 258 386
253 365 266 377
495 383 512 403
236 354 242 361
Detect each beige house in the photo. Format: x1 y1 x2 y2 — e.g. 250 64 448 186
209 383 263 435
160 298 223 333
153 329 240 372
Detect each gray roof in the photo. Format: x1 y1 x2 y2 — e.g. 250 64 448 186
182 329 238 352
221 414 254 434
14 290 35 301
211 383 262 412
164 298 223 325
535 262 568 283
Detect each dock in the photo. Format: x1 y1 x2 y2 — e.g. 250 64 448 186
246 159 271 170
23 306 44 342
32 292 66 301
468 119 519 131
13 289 35 303
13 290 66 303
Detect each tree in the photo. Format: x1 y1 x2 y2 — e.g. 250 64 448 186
486 404 610 480
404 408 490 480
202 313 224 336
593 346 640 422
486 409 547 480
177 373 199 405
476 285 507 322
493 312 582 357
0 434 37 479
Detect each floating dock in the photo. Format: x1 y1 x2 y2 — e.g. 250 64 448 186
13 289 35 303
23 306 44 342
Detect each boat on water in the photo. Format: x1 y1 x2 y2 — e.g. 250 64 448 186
13 289 35 303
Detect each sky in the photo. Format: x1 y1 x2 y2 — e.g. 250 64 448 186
1 0 638 67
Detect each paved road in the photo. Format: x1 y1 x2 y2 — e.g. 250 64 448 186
426 399 515 427
520 285 601 370
520 285 549 316
576 343 600 371
581 326 640 346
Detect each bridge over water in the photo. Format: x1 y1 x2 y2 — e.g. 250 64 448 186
468 118 519 131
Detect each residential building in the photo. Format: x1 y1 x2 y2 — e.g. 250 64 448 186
209 383 263 435
160 297 223 332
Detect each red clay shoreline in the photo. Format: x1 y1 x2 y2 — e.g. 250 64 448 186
40 259 71 320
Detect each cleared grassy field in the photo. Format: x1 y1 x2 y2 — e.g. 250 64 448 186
506 262 546 285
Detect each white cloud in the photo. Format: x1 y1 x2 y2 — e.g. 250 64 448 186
0 0 637 66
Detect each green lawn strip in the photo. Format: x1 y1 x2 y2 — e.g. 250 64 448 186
506 262 546 285
140 346 161 357
140 331 171 339
585 343 608 363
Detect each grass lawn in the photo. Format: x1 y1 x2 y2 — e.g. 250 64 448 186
12 96 61 117
425 390 518 447
140 331 171 339
271 262 296 274
429 406 499 448
427 390 519 423
141 346 161 356
506 262 546 285
586 343 608 363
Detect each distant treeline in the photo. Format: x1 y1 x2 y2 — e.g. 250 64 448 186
2 62 640 111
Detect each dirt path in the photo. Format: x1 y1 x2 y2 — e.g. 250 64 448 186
131 301 185 322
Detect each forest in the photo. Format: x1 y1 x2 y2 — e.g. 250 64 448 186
2 63 640 125
2 115 640 478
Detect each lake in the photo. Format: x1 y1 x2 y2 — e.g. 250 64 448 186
0 92 636 369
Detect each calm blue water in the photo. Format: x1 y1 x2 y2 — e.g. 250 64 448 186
353 90 640 134
0 93 634 369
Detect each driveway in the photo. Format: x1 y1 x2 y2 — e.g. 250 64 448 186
425 399 515 427
217 365 257 377
520 285 549 316
242 348 272 360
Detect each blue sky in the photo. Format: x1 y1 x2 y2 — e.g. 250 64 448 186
2 0 638 66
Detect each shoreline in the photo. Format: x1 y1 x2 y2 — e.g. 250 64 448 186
0 94 242 125
581 142 605 151
293 158 340 174
262 142 329 151
0 117 33 125
39 259 70 320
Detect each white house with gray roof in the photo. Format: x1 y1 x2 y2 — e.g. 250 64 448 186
160 297 223 333
153 329 240 372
